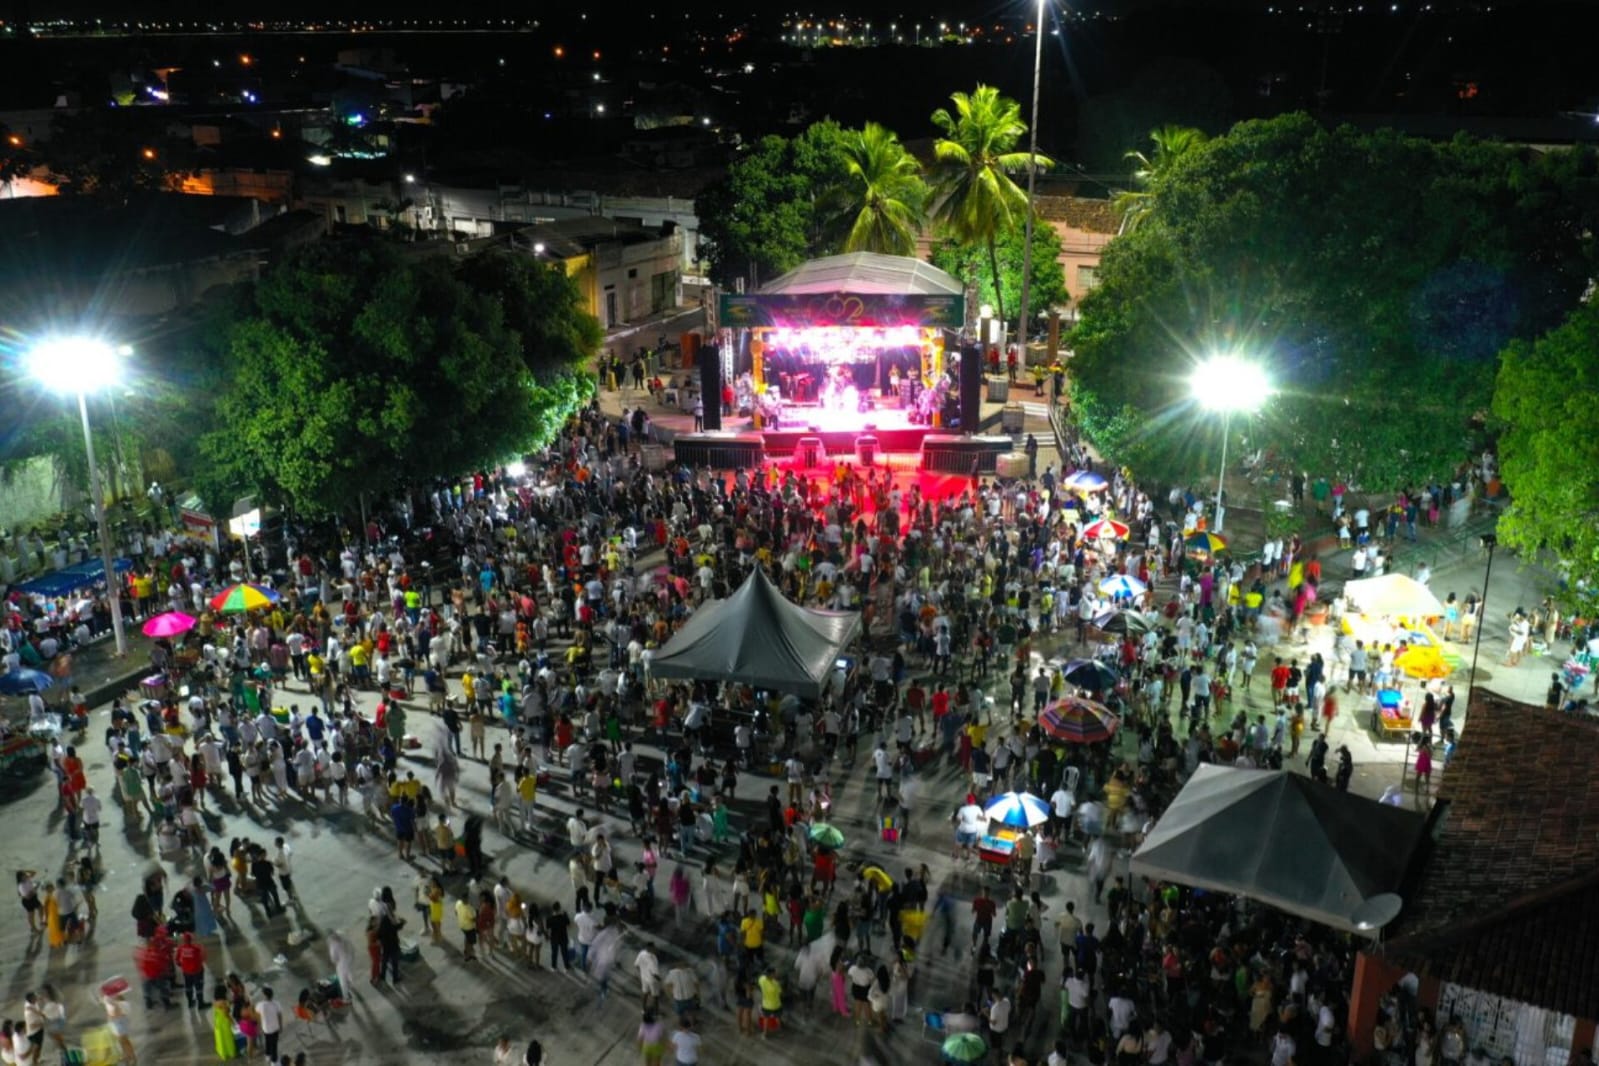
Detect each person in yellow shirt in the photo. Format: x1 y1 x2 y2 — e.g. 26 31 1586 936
965 720 988 750
739 910 765 962
461 671 477 706
756 967 783 1034
349 641 371 687
516 769 539 832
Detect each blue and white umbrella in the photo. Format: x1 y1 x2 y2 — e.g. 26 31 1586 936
983 790 1052 829
1098 574 1147 599
1062 470 1108 492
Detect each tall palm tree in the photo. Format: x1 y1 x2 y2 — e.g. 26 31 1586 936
928 85 1054 325
1113 125 1207 232
835 122 927 257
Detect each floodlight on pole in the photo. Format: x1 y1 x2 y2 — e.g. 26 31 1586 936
1189 354 1271 534
1015 0 1047 363
26 336 129 656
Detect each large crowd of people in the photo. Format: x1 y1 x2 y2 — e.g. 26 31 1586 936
0 394 1534 1066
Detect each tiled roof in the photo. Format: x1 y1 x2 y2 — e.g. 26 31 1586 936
1396 874 1599 1019
1035 195 1120 234
1385 695 1599 1017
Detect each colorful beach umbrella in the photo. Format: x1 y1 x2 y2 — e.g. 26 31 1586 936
942 1033 989 1064
141 611 197 638
208 583 280 613
1099 574 1147 599
1062 470 1108 493
1062 658 1120 691
1082 518 1130 541
1185 531 1229 555
1040 697 1121 744
808 823 846 850
1093 609 1160 637
982 791 1052 829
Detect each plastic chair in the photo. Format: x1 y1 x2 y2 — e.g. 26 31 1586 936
921 1009 946 1042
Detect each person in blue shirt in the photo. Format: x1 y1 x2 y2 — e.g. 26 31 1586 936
390 797 416 860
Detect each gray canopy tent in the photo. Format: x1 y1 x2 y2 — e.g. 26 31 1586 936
1130 765 1427 935
647 568 861 698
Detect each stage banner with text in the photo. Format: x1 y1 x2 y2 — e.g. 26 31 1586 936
720 292 964 330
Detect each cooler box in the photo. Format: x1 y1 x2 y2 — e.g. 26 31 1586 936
996 453 1030 480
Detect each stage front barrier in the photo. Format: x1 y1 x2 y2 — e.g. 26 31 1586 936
855 434 880 466
795 436 826 468
919 434 1015 475
673 433 766 470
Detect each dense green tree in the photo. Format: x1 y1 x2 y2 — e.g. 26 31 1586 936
1069 113 1599 489
930 221 1068 329
928 85 1053 327
833 122 927 257
695 121 848 288
1112 125 1207 232
1493 301 1599 611
200 240 598 516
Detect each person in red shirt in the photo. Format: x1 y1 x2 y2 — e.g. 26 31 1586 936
136 927 177 1009
174 932 207 1009
1269 659 1292 707
970 885 998 950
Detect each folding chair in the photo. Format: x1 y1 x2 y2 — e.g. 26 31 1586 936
921 1009 946 1043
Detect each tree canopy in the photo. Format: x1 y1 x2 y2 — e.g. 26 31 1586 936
695 121 849 289
833 122 927 258
929 85 1053 327
1493 301 1599 612
931 221 1068 329
199 240 598 516
1069 113 1599 489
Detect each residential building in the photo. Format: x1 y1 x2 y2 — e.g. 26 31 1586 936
1035 193 1119 316
1348 697 1599 1063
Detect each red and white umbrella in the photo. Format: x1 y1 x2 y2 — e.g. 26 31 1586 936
1082 518 1130 541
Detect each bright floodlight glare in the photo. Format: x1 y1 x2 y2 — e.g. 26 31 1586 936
28 337 123 394
505 460 527 478
1191 354 1270 413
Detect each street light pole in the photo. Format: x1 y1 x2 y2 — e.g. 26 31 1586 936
1015 0 1047 365
76 390 127 657
1464 534 1497 709
1213 410 1231 534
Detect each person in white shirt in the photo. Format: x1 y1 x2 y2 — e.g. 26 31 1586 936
635 946 661 1010
255 987 284 1060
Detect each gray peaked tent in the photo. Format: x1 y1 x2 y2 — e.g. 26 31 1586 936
1130 765 1427 934
647 568 861 698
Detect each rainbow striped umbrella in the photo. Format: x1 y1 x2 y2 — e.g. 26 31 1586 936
208 583 281 613
1040 696 1120 744
1082 518 1130 541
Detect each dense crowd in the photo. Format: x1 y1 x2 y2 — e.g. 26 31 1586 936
2 394 1521 1066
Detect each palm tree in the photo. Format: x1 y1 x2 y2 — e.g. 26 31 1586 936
1113 125 1208 232
928 85 1054 325
835 122 927 257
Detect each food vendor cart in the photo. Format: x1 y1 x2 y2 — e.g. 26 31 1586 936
1369 688 1413 741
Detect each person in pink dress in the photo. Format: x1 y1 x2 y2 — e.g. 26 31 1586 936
1414 741 1433 791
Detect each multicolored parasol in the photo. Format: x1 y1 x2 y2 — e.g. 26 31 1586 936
1039 696 1121 744
208 583 281 613
1082 518 1130 541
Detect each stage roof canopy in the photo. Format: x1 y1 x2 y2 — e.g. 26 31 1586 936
1130 765 1428 935
647 567 860 698
760 252 963 297
721 253 965 330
